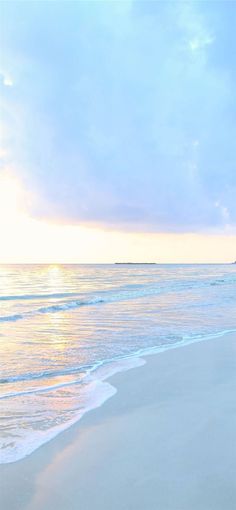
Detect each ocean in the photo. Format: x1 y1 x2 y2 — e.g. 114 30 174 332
0 263 236 464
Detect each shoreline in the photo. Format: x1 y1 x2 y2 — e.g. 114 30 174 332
1 328 235 465
1 331 236 509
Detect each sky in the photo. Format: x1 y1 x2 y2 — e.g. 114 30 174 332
0 0 236 263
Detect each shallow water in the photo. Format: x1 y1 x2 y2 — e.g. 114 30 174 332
0 263 236 463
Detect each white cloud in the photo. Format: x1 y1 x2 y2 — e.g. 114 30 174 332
1 72 13 87
214 201 230 222
1 0 236 233
189 35 214 52
3 77 13 87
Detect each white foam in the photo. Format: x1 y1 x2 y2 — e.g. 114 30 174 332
1 328 235 464
0 357 145 464
0 380 116 464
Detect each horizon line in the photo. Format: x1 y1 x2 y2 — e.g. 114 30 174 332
0 262 234 266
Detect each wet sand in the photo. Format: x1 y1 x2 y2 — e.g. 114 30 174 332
1 332 236 510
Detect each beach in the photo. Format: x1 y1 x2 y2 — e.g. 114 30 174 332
1 331 236 510
2 0 236 507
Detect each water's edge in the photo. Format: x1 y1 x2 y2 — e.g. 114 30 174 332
3 327 235 465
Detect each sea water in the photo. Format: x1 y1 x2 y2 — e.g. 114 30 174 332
0 263 236 463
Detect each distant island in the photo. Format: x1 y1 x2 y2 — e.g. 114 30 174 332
115 262 157 265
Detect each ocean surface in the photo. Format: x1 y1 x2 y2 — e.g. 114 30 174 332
1 263 236 464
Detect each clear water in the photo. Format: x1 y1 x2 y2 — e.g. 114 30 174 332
0 263 236 463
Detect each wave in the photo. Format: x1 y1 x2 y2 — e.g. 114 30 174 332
0 361 103 386
1 327 236 400
1 327 235 464
38 296 104 313
0 292 80 301
0 297 105 322
0 275 235 323
0 314 24 321
0 379 117 464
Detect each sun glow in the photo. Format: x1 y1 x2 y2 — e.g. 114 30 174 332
0 174 25 224
0 172 235 264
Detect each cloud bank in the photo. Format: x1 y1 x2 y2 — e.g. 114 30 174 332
1 0 236 233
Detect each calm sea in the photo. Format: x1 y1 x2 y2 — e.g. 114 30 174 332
0 263 236 463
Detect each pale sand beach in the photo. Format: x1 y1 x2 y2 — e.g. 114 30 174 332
1 332 236 510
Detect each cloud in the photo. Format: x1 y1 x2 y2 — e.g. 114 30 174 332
1 0 236 233
189 35 214 51
1 74 13 87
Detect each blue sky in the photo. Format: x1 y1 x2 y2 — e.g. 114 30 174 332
1 0 236 234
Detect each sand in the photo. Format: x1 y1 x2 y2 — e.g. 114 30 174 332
1 332 236 510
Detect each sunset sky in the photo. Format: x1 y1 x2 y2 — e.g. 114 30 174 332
1 0 236 263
